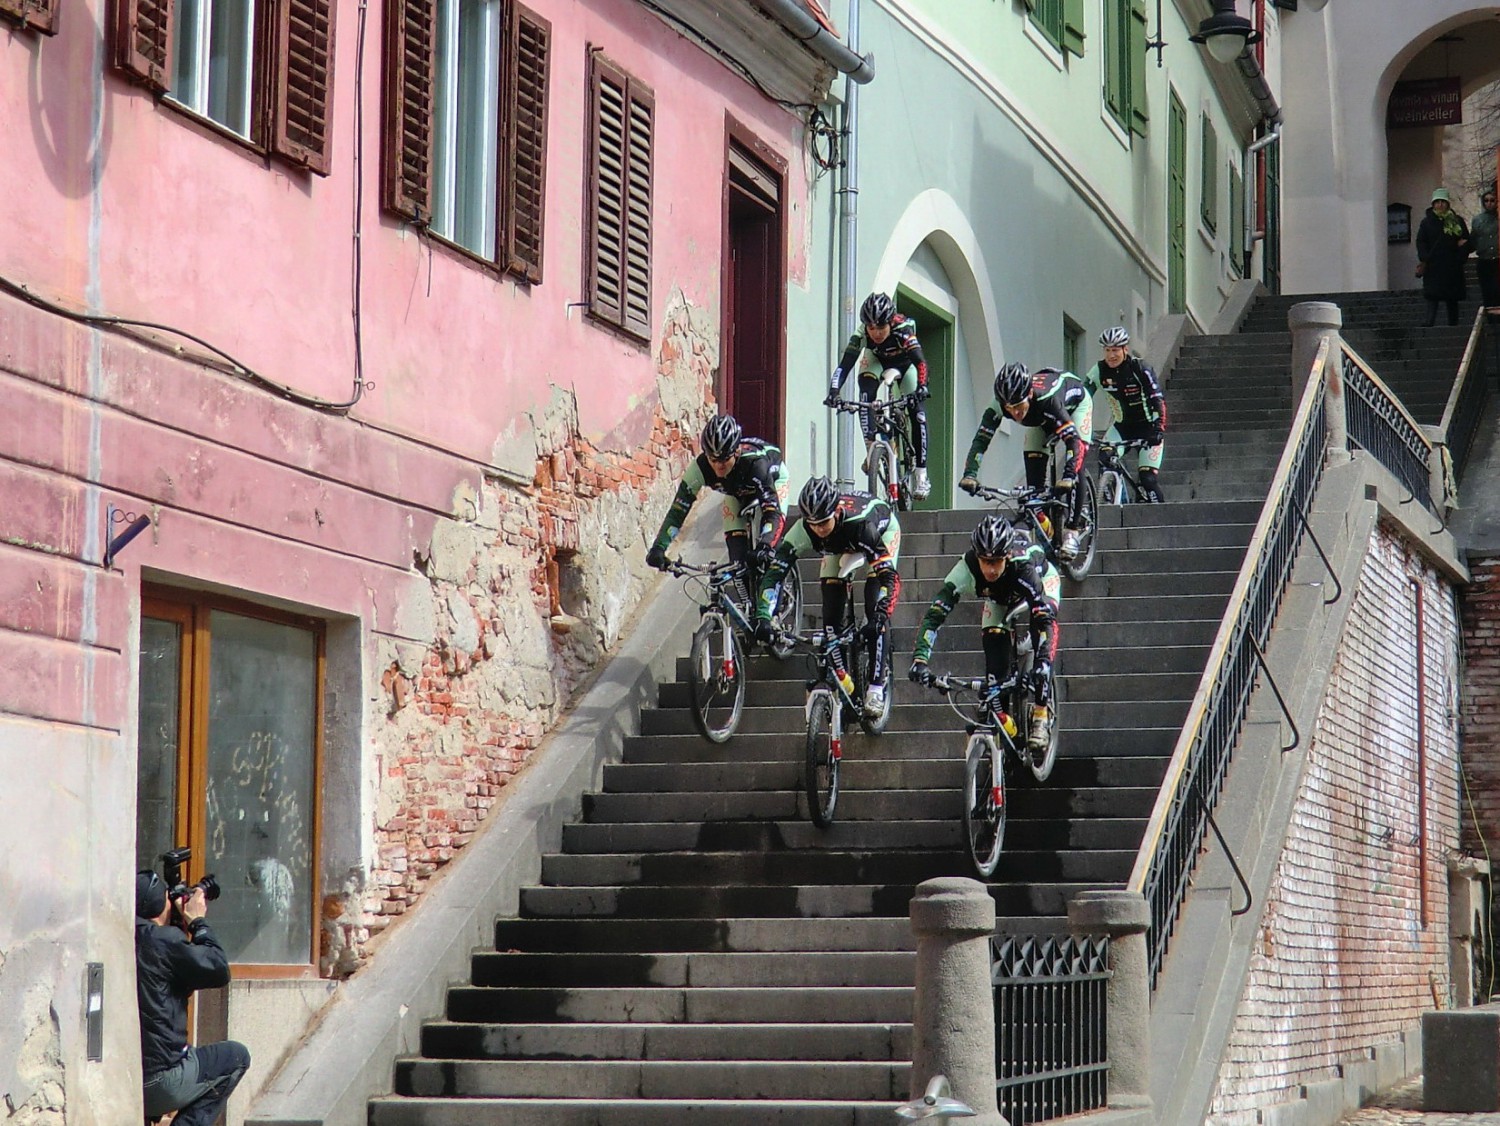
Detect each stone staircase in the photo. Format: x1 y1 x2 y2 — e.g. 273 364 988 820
367 290 1457 1125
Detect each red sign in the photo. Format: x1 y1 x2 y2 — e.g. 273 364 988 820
1388 77 1463 129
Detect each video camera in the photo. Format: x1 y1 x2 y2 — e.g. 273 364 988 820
160 846 221 907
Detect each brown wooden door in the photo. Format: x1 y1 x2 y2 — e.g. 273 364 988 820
724 143 785 446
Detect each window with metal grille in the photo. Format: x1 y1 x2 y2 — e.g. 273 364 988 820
1201 115 1219 234
1022 0 1083 56
585 50 653 341
1 0 57 36
111 0 336 173
1103 0 1148 138
382 0 551 280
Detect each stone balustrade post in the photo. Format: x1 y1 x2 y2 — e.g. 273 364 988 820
1289 301 1348 464
909 877 1008 1125
1068 890 1152 1111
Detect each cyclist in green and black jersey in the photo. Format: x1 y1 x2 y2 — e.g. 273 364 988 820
1083 326 1168 502
908 514 1060 754
754 476 902 718
646 415 790 597
824 292 932 500
959 362 1093 560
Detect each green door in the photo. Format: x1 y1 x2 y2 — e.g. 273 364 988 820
1264 140 1282 295
896 287 954 510
1168 90 1187 315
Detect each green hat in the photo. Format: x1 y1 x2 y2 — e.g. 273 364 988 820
1431 188 1451 203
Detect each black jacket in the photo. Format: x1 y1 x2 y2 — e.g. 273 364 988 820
136 917 232 1076
1416 208 1472 302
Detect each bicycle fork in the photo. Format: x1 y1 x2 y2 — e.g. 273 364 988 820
702 611 738 684
806 686 845 762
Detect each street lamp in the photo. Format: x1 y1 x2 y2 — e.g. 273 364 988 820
1190 0 1261 63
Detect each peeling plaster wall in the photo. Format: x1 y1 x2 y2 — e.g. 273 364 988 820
1207 527 1462 1121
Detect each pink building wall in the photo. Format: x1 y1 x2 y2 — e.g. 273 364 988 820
0 0 815 1119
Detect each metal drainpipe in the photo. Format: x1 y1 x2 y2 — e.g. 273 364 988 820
834 0 862 488
1244 121 1281 280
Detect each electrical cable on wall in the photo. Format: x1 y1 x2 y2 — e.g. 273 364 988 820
0 273 366 414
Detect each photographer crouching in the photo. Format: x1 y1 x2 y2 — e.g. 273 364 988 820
136 849 250 1125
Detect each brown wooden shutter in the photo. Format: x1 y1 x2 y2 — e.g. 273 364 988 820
271 0 337 174
382 0 435 222
112 0 174 90
621 82 653 339
502 3 550 283
587 53 627 327
1 0 58 36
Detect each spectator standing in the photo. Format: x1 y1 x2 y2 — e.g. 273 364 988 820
1415 187 1472 327
1472 187 1498 313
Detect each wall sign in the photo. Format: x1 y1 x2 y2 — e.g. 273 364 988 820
1388 77 1463 129
1388 203 1412 244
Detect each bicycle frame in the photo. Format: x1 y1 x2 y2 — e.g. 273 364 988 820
834 393 919 507
1096 439 1151 504
969 484 1067 572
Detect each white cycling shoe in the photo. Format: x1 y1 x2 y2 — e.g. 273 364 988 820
1027 705 1052 754
1059 529 1081 560
863 684 887 718
912 468 931 500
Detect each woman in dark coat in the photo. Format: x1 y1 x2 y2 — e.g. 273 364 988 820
1416 187 1472 326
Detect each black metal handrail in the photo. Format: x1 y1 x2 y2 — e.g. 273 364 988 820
1439 308 1492 482
1342 351 1436 514
1130 343 1331 986
991 934 1111 1125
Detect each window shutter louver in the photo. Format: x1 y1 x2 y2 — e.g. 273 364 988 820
272 0 337 174
382 0 436 222
1 0 58 36
1063 0 1084 57
622 84 653 339
502 4 550 283
588 56 627 327
1129 0 1149 135
113 0 174 91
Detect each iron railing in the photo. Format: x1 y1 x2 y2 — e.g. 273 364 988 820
1439 307 1492 482
992 934 1111 1125
1342 350 1437 514
1129 341 1332 985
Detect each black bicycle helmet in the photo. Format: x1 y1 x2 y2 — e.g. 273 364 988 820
798 475 841 523
700 414 743 460
1099 326 1130 348
860 291 895 327
993 361 1032 405
971 514 1011 558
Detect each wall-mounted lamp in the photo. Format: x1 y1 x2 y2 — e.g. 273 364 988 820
104 504 152 569
1190 0 1261 63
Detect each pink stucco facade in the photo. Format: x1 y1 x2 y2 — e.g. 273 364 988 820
0 0 817 1119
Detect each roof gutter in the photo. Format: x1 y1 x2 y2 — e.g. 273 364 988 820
1233 44 1283 126
750 0 875 83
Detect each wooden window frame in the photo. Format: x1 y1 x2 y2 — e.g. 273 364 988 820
1104 0 1148 137
1200 115 1219 236
1 0 58 36
1022 0 1083 56
381 0 551 283
140 586 327 980
584 47 654 342
110 0 337 174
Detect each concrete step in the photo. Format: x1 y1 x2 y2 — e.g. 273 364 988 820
560 816 1150 855
576 785 1162 826
467 951 919 990
392 1057 910 1100
537 847 1139 888
370 1095 904 1125
445 984 916 1024
419 1020 914 1062
492 916 923 953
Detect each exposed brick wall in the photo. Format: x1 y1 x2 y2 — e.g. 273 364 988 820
1460 555 1500 862
1208 526 1461 1120
322 294 718 974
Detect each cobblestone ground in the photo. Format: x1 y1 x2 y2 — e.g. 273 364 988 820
1338 1078 1500 1124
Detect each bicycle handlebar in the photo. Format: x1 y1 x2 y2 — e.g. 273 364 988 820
661 559 746 580
831 395 921 416
963 482 1049 506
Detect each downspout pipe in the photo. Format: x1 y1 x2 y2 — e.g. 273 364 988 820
1244 119 1282 278
834 0 863 485
751 0 875 82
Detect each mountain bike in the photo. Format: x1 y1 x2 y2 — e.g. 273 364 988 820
833 382 921 511
967 478 1098 582
663 557 802 743
1096 437 1154 506
771 557 893 827
926 617 1059 877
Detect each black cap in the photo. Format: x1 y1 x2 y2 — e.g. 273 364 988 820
136 870 167 919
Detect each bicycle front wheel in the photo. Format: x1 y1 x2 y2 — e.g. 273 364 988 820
805 691 840 828
1029 661 1060 783
867 440 896 506
688 617 744 744
770 568 803 660
964 735 1006 878
1099 470 1123 507
856 626 892 736
1061 473 1098 582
